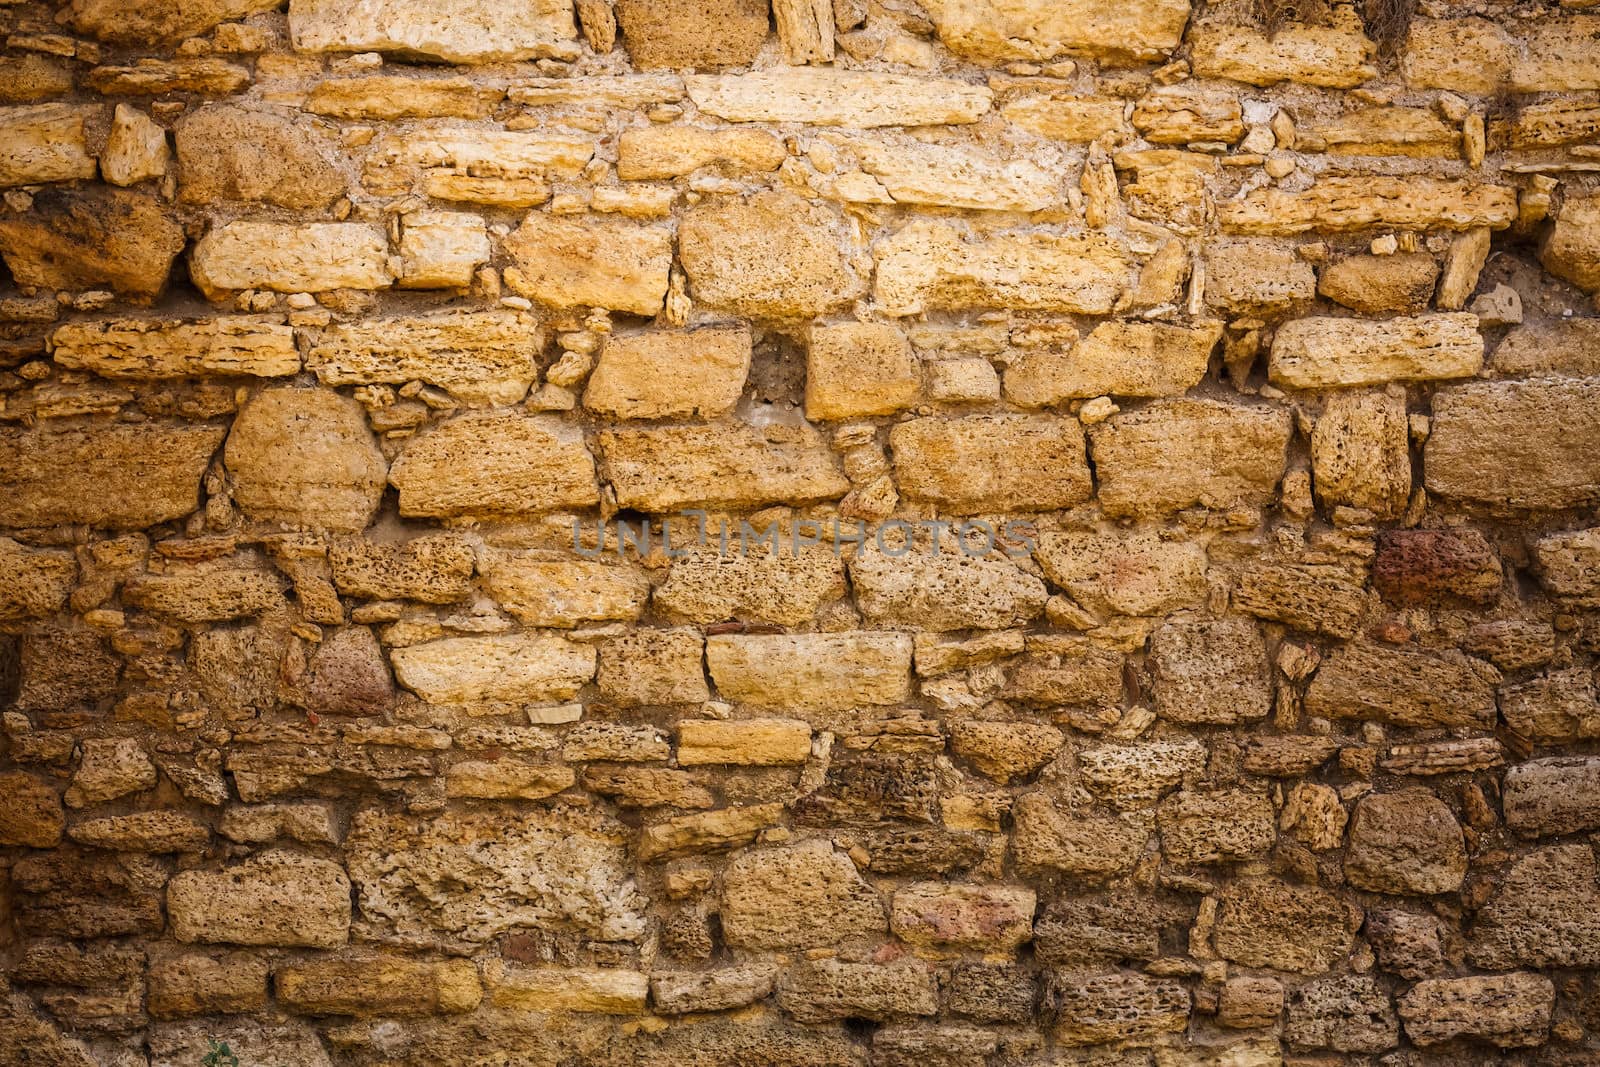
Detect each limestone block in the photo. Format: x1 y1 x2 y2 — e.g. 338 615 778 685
389 411 599 518
289 0 577 63
584 325 751 420
1269 314 1483 389
391 634 595 705
0 104 97 188
190 222 393 301
706 632 911 713
168 851 350 948
225 388 387 532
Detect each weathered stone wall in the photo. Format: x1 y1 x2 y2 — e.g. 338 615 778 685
2 0 1600 1062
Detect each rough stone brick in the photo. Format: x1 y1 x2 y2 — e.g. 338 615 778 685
0 772 65 847
948 720 1063 783
1232 561 1368 638
1399 974 1553 1049
615 0 768 68
1304 642 1497 729
289 0 577 63
1157 788 1276 865
686 70 993 128
52 316 300 380
777 959 938 1024
598 628 712 706
1212 879 1358 974
1372 528 1502 606
925 0 1190 62
679 192 862 320
0 538 75 621
1311 391 1411 519
168 850 351 948
1005 321 1220 406
307 310 540 407
890 415 1092 514
391 634 595 706
1219 177 1515 235
189 222 393 301
1270 314 1482 389
653 541 846 627
1343 792 1466 895
1090 400 1291 518
584 325 751 420
1011 792 1147 877
1147 617 1271 726
677 718 812 766
1048 970 1189 1046
277 955 481 1016
0 104 97 188
388 411 599 518
1503 757 1600 837
720 839 888 949
0 187 185 299
1535 526 1600 605
482 555 648 627
706 632 911 714
1318 252 1439 314
176 105 344 210
328 534 476 603
503 213 672 316
805 322 922 420
1469 845 1600 969
1034 531 1207 617
224 388 387 532
1426 378 1600 511
850 544 1047 632
600 423 849 512
1285 975 1399 1054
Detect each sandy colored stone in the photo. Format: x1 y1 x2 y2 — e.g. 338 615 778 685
391 634 595 705
329 534 475 603
1399 974 1553 1049
1006 321 1220 406
1007 644 1125 711
721 839 887 949
875 221 1132 316
1219 177 1516 235
584 325 751 419
1495 319 1600 377
677 718 812 766
305 76 503 119
147 952 269 1018
1308 106 1459 157
1469 845 1600 969
52 316 299 380
1543 195 1600 293
637 801 783 861
16 628 121 717
1233 560 1367 637
1147 617 1271 725
503 213 672 316
686 69 992 127
925 0 1188 62
485 962 646 1014
0 537 75 621
1304 642 1496 729
706 632 911 713
1132 86 1244 144
1426 378 1600 511
86 58 251 96
949 721 1063 783
1372 528 1502 607
890 415 1092 513
0 104 97 188
826 134 1060 211
1050 971 1189 1046
289 0 577 63
0 187 185 299
1035 531 1206 617
225 388 387 532
805 321 921 420
445 760 575 801
0 55 75 105
363 128 591 202
1003 93 1127 141
617 125 785 180
651 965 776 1015
1011 793 1147 875
176 105 344 210
147 1020 332 1067
0 423 223 529
168 850 350 948
123 561 285 622
850 544 1047 631
1317 252 1439 314
1089 400 1291 517
654 541 846 626
1212 878 1357 974
1312 391 1411 519
68 810 211 852
1285 975 1398 1054
396 210 491 289
389 410 599 518
599 628 710 706
66 0 281 43
308 310 538 407
277 955 480 1016
1344 792 1465 895
1204 240 1316 314
483 556 647 628
1157 788 1276 865
190 222 393 301
600 422 848 511
347 807 644 944
0 772 65 847
888 883 1034 952
1269 314 1482 389
1189 11 1375 87
679 191 862 319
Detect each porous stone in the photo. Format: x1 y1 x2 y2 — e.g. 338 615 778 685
0 772 65 847
706 632 911 713
308 311 540 406
1399 974 1553 1049
1270 314 1483 389
224 388 388 532
1089 400 1291 517
1503 757 1600 837
1285 975 1399 1054
289 0 578 63
389 411 599 518
1372 528 1502 606
0 538 76 621
0 104 97 188
52 317 300 380
1305 642 1496 729
653 541 846 626
168 851 351 948
949 720 1062 783
599 423 849 511
1157 788 1276 865
1312 391 1411 519
1147 617 1271 725
617 126 785 180
176 105 343 210
1005 321 1221 406
1219 178 1516 235
720 839 888 949
615 0 767 68
503 214 672 316
584 325 751 420
1232 561 1368 638
276 955 481 1016
329 534 476 603
1542 195 1600 293
1318 252 1439 314
598 628 712 706
850 544 1047 632
1426 378 1600 511
1212 878 1358 974
1034 531 1207 617
686 70 993 128
889 882 1035 951
0 188 185 299
677 718 812 766
189 222 394 301
1343 793 1466 895
890 415 1092 514
483 555 648 627
1469 845 1600 970
1048 970 1189 1046
805 321 922 420
777 959 937 1023
1011 792 1147 877
679 192 862 320
391 634 595 705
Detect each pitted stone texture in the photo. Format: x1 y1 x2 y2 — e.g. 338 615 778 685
720 839 888 949
584 325 751 420
924 0 1190 62
600 423 849 512
225 388 388 533
615 0 767 68
1212 879 1358 974
679 192 862 320
1012 793 1147 877
1399 973 1553 1049
66 0 284 44
1304 642 1497 729
1048 970 1190 1046
391 634 595 705
1005 321 1221 406
890 415 1092 514
1035 531 1207 617
707 632 912 713
1469 845 1600 969
503 214 672 316
176 105 344 210
1343 793 1466 895
1147 617 1271 725
1090 400 1291 518
389 411 599 519
308 311 542 407
289 0 577 63
1427 378 1600 511
1157 788 1276 865
654 541 846 626
1270 314 1483 389
168 850 351 948
190 222 394 301
850 543 1048 632
1504 757 1600 837
1312 391 1412 519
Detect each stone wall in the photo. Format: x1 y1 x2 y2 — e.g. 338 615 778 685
1 0 1600 1063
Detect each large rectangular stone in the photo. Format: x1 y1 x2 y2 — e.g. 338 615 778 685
685 70 992 127
276 955 481 1016
583 325 750 420
824 134 1059 211
1089 400 1291 517
875 221 1132 316
706 633 912 714
676 718 813 766
599 423 848 511
616 125 785 180
306 310 541 407
1504 757 1600 837
1304 642 1497 728
0 104 98 187
168 851 350 948
1005 321 1221 406
889 415 1092 513
1535 527 1600 605
189 222 393 301
1425 379 1600 510
503 214 672 317
484 963 646 1014
1219 178 1516 235
51 317 299 379
362 129 592 202
1270 314 1482 389
482 555 649 627
289 0 577 63
391 634 596 705
388 411 599 518
1189 12 1375 87
0 423 224 529
924 0 1190 62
